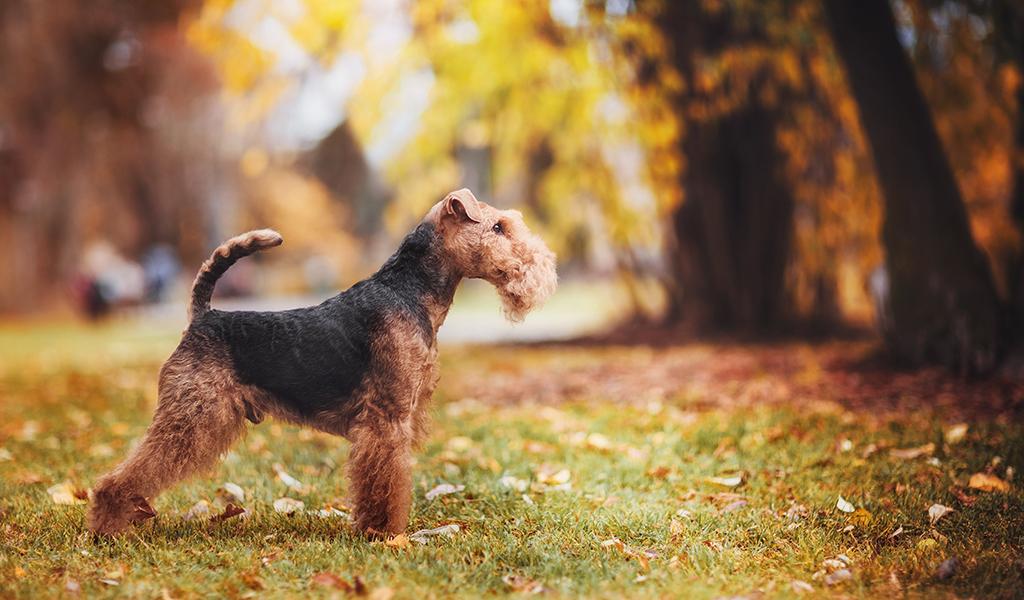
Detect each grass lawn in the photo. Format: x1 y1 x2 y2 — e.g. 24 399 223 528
1 322 1022 598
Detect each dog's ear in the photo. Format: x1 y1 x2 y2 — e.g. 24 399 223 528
444 188 482 223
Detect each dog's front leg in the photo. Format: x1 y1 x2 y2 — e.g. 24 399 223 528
346 415 413 536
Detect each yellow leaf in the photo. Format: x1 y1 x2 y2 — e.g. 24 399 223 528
386 534 410 549
944 424 968 444
47 482 86 505
706 475 743 487
850 508 873 527
968 473 1010 492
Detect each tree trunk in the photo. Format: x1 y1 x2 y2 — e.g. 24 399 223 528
824 0 1003 374
659 1 795 333
668 106 794 330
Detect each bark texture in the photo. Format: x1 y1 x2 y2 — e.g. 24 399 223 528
824 0 1003 373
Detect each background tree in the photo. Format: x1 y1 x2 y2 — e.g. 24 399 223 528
824 0 1004 373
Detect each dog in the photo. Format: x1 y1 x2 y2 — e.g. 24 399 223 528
87 188 557 537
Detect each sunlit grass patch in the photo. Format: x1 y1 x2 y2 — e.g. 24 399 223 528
0 326 1021 598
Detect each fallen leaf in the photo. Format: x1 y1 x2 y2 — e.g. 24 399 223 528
425 483 465 501
889 525 904 539
890 443 935 460
47 482 86 505
0 448 12 461
445 436 474 452
409 524 460 544
240 570 264 590
273 464 306 492
948 485 977 506
646 466 672 480
502 574 545 594
850 508 873 527
599 537 652 571
785 503 808 521
824 569 852 585
721 499 748 513
311 572 352 591
836 495 855 513
210 503 246 523
928 503 954 525
935 557 958 580
385 534 410 549
216 482 245 504
535 465 571 485
706 475 743 487
944 424 968 445
272 497 304 514
916 538 939 553
968 473 1010 492
670 518 685 536
585 433 613 451
791 580 814 594
184 500 211 521
675 508 693 519
499 475 528 492
13 566 26 578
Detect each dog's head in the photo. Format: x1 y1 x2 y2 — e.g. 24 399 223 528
427 188 557 322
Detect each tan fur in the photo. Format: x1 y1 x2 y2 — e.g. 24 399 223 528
87 189 556 538
428 189 558 321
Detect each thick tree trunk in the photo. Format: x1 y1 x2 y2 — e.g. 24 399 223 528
824 0 1003 374
1012 81 1024 342
659 1 795 333
668 106 794 330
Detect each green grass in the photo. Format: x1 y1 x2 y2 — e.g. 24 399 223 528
0 323 1021 598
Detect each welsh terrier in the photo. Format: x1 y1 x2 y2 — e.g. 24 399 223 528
88 189 557 537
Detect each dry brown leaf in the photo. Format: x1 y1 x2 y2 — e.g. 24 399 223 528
210 503 246 523
890 443 934 460
311 572 352 591
968 473 1010 492
948 486 978 506
385 534 410 549
646 466 672 480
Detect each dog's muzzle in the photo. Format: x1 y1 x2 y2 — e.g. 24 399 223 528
497 237 558 322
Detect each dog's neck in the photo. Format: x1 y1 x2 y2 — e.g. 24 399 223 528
372 223 461 336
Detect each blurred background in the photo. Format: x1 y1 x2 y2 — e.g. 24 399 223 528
1 0 1022 373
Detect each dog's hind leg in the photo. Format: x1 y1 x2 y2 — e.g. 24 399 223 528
88 359 247 536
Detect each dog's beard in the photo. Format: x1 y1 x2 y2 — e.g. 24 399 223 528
496 244 558 323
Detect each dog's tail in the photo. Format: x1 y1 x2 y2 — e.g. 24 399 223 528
188 229 283 322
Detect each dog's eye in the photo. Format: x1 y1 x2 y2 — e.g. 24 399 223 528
492 222 504 235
